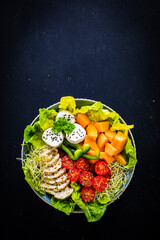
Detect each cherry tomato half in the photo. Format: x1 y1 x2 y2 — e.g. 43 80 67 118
62 155 76 169
79 171 94 187
95 160 110 175
81 187 96 202
76 157 89 172
68 168 80 181
92 175 107 191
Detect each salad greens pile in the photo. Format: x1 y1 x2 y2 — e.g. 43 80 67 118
22 96 137 222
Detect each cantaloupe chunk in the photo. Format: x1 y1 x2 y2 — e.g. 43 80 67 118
100 152 115 163
87 150 99 164
94 121 110 133
84 136 99 152
97 133 109 149
88 159 99 164
100 152 106 159
105 143 119 156
76 113 91 128
86 123 98 141
98 146 105 152
111 131 128 151
105 130 116 142
114 154 126 165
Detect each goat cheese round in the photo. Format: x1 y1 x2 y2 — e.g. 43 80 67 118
42 127 64 148
56 111 75 123
65 123 86 144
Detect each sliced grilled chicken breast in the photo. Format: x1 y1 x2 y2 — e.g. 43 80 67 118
43 158 62 174
53 187 74 200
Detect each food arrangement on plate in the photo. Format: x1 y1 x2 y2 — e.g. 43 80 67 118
21 96 137 222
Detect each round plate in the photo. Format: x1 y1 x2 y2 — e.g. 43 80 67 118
21 98 136 213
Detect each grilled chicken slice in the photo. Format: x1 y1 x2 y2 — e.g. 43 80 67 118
45 153 60 167
45 173 68 185
40 147 58 161
41 179 70 192
43 158 62 174
53 187 74 200
44 168 66 180
39 147 74 200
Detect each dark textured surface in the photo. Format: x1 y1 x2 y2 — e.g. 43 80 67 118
1 0 160 239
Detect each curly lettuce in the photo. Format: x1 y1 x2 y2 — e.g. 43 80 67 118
51 196 76 216
59 96 76 113
123 138 137 168
71 182 107 222
24 108 57 149
24 122 45 149
39 108 57 130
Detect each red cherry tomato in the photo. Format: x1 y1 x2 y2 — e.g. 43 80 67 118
76 157 89 172
95 160 110 175
68 168 80 181
79 171 94 187
81 187 96 202
92 175 107 191
62 155 76 169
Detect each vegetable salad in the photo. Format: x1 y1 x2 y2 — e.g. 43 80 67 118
22 96 137 222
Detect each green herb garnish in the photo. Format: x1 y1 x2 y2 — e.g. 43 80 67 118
51 118 75 134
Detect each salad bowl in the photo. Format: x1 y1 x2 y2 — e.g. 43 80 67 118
21 98 137 216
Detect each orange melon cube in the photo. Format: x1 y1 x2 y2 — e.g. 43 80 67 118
76 113 91 128
97 133 109 149
86 123 98 141
100 152 115 163
105 143 119 156
99 146 105 152
105 130 116 142
84 136 99 152
100 152 106 159
111 131 128 151
87 150 100 164
114 154 126 165
94 121 110 133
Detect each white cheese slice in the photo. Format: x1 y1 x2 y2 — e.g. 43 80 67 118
42 127 64 148
65 123 86 144
56 111 75 123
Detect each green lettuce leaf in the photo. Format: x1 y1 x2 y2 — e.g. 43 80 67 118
123 138 137 168
75 101 103 114
24 108 57 148
39 108 57 130
24 121 45 149
59 96 76 113
71 182 107 222
85 201 107 222
75 101 119 124
110 122 134 135
97 193 111 204
51 196 76 215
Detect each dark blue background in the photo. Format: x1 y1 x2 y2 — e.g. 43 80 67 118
1 0 160 239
